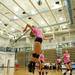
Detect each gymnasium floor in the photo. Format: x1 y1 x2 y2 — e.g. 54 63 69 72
0 67 75 75
14 68 75 75
14 68 62 75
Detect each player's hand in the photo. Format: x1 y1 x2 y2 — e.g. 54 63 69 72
23 29 25 32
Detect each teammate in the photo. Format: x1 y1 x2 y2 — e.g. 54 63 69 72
56 56 62 71
23 24 43 73
63 50 72 75
39 51 45 75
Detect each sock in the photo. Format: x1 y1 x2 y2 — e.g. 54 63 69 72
70 69 72 75
63 72 66 75
42 72 44 75
39 72 41 75
63 69 69 75
46 72 48 75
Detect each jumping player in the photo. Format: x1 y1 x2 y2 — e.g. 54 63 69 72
23 24 43 73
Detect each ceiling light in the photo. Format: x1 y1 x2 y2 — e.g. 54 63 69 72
51 4 62 9
11 28 15 32
31 10 37 15
59 17 64 21
0 30 3 35
8 34 14 39
0 21 2 24
60 24 68 29
62 25 67 29
13 16 18 20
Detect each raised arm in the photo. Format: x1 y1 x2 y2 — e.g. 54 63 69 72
23 24 33 32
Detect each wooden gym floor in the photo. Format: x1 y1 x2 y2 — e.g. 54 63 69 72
14 68 62 75
14 68 75 75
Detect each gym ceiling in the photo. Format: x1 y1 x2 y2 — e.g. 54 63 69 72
0 0 75 39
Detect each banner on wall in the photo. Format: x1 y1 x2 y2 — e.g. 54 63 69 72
56 43 62 57
25 47 32 52
0 47 17 52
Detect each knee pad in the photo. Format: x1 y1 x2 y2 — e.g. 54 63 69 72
28 61 35 73
67 69 69 71
30 61 35 67
40 60 43 63
70 69 72 72
42 72 44 75
44 65 49 69
32 53 39 58
39 72 41 75
46 72 48 74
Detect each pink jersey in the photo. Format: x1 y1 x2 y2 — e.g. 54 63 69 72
63 53 70 64
39 53 45 62
32 27 43 38
56 58 62 64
